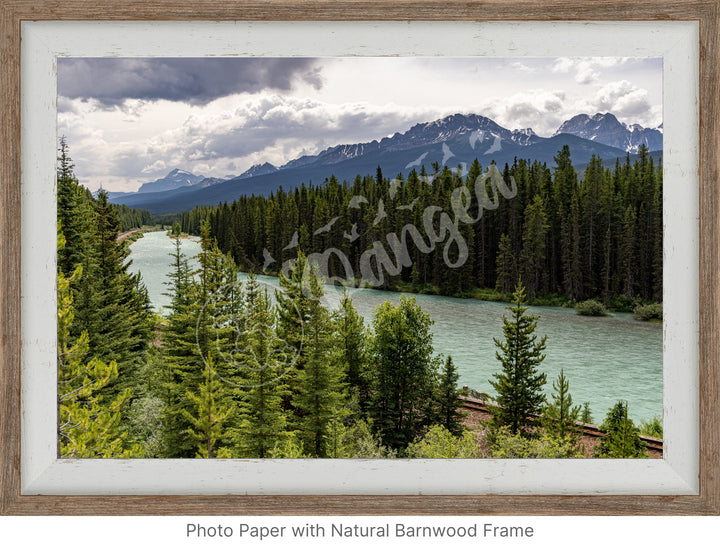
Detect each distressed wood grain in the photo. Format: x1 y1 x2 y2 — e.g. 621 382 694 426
1 0 718 516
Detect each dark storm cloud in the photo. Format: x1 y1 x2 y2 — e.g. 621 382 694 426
57 58 324 106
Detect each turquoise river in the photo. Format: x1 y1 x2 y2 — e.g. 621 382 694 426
128 231 663 425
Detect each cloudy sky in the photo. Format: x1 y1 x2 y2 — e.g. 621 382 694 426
57 57 662 192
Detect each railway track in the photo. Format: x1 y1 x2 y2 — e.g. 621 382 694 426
461 396 663 453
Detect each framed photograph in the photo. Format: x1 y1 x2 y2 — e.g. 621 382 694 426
1 1 718 515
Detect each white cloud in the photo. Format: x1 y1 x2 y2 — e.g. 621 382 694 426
511 61 537 74
56 57 662 192
575 65 599 85
141 160 167 174
551 57 574 73
594 80 652 121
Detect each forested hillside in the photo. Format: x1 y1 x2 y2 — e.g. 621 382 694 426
175 145 662 307
56 138 154 457
57 138 658 460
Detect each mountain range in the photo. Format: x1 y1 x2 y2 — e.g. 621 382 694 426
554 112 662 153
108 112 662 215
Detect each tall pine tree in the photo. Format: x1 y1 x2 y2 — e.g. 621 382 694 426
488 280 548 436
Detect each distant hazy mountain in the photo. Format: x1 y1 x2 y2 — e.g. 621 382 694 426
553 113 663 153
110 112 661 214
237 162 278 179
136 168 206 194
194 177 226 189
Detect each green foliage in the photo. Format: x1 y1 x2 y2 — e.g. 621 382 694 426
111 203 153 232
520 195 549 301
334 289 370 411
581 402 593 425
57 141 152 452
638 416 663 439
574 299 607 316
342 419 397 458
487 426 584 459
369 295 440 452
633 302 663 321
268 433 307 458
159 220 242 457
542 369 582 452
279 253 347 457
185 147 662 306
595 401 648 458
123 347 166 457
495 233 516 300
232 273 291 458
182 355 235 458
57 264 139 458
322 413 397 458
405 425 481 459
434 356 466 435
488 281 548 436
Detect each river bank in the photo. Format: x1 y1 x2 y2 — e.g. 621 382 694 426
127 230 663 424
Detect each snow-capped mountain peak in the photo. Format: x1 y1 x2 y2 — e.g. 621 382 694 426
554 113 662 153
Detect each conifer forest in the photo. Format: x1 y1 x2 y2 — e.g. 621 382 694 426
56 139 662 460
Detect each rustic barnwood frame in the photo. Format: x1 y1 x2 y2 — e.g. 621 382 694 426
1 0 718 515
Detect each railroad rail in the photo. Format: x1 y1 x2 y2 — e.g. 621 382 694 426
461 395 663 453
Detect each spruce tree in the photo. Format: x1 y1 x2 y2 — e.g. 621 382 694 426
233 274 291 458
57 257 137 458
595 401 647 458
334 289 369 411
369 296 439 452
159 241 205 458
435 355 466 436
495 233 516 300
288 262 346 457
160 220 242 457
182 355 235 458
489 280 548 436
520 195 548 301
542 369 582 442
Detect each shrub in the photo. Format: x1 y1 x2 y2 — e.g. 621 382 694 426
487 426 583 459
633 303 663 321
574 299 607 316
405 425 482 458
639 416 663 439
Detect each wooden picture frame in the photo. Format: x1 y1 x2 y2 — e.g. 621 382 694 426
1 0 718 516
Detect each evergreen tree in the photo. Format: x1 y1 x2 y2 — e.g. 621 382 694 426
595 401 647 458
519 195 548 301
182 355 235 458
88 191 153 400
334 289 369 411
289 262 346 457
159 221 241 457
495 233 516 300
233 273 291 458
542 369 582 442
619 205 638 298
192 146 662 308
369 296 439 452
57 251 137 458
57 140 152 451
488 280 548 436
434 355 466 436
57 138 93 277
